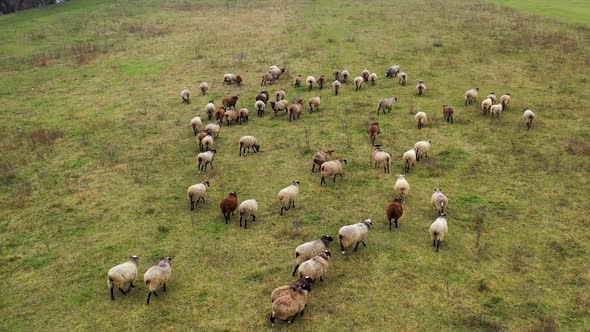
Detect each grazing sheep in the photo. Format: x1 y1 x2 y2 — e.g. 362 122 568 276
317 75 326 90
308 96 320 113
481 97 493 116
464 87 479 106
214 106 226 122
204 121 221 138
144 257 172 305
386 198 404 230
523 108 536 129
306 76 316 91
298 250 331 282
490 103 503 118
239 135 260 156
261 72 275 86
429 214 448 252
239 108 249 124
368 122 380 144
271 276 313 303
372 145 391 173
332 80 341 96
180 89 191 104
320 159 347 185
270 100 289 116
255 100 266 117
190 116 202 136
256 91 270 104
220 192 238 224
278 181 300 215
402 148 416 173
196 130 209 151
386 65 400 78
431 189 448 214
276 89 286 101
197 148 216 172
294 74 302 87
354 76 364 91
368 73 377 85
333 69 341 80
235 75 243 86
223 73 236 85
361 69 370 82
416 81 426 96
270 283 311 326
486 92 497 104
269 66 285 77
338 219 374 254
187 180 210 210
205 101 216 120
442 105 454 123
393 174 410 202
292 235 334 276
414 140 432 161
201 134 215 151
107 255 139 301
224 109 239 126
341 69 350 83
500 93 511 110
239 199 258 229
312 149 334 174
398 71 407 85
289 99 304 122
377 97 398 115
222 96 239 110
415 112 428 129
199 82 209 95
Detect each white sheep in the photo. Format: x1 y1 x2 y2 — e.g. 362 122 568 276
239 108 249 124
201 134 214 151
271 277 313 303
144 257 172 304
500 93 511 110
377 97 398 115
308 96 320 113
393 175 410 202
361 69 370 82
332 80 341 96
414 140 432 161
270 283 310 326
270 100 289 116
486 92 497 104
320 159 347 185
368 73 377 85
278 181 300 215
416 81 426 96
298 250 331 282
199 82 209 95
190 116 202 136
354 76 364 91
239 135 260 156
386 65 400 77
306 76 316 91
204 121 221 138
523 109 536 129
107 255 139 300
464 87 479 106
341 69 350 83
205 101 216 120
187 180 210 210
269 65 283 77
415 112 428 129
429 214 448 252
481 97 493 116
239 199 258 228
180 89 191 104
402 148 416 173
338 219 374 254
431 188 448 214
490 103 503 118
197 148 216 173
372 145 391 173
276 89 286 101
292 235 334 276
398 71 407 85
223 73 236 85
255 100 266 117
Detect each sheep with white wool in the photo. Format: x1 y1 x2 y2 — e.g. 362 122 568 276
278 181 300 215
197 148 216 173
107 255 139 301
486 92 497 104
341 69 350 83
190 116 202 136
415 112 428 129
361 69 370 82
144 257 172 304
239 199 258 228
320 159 347 185
332 80 341 96
270 283 311 326
292 235 334 276
239 135 260 156
195 130 209 152
308 96 320 113
377 97 398 115
312 149 334 174
414 140 432 161
306 76 316 91
205 101 216 120
239 108 249 124
270 100 289 116
416 81 426 96
398 71 408 85
372 145 391 173
431 188 448 214
500 93 511 110
394 175 410 202
298 250 331 282
271 276 313 303
368 73 377 85
354 76 364 91
223 73 237 85
523 109 535 129
490 103 503 118
402 148 416 173
187 180 210 210
255 100 266 117
276 89 286 101
429 214 448 252
204 121 221 138
338 219 374 254
464 87 479 105
180 89 191 104
269 65 285 77
201 134 214 151
199 82 209 95
225 109 239 126
386 65 400 77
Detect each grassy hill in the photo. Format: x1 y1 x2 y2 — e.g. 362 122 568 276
1 0 589 330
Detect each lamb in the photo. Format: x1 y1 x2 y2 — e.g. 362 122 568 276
398 71 407 85
107 255 139 300
239 135 260 156
298 250 331 282
255 100 266 117
214 106 226 122
386 65 400 77
312 149 334 174
261 72 275 86
238 108 249 124
486 92 497 104
372 145 391 173
361 69 370 82
429 214 448 252
199 82 209 95
431 188 448 214
464 87 479 106
377 97 398 115
306 76 316 91
219 192 238 224
292 235 334 276
187 180 210 210
270 283 311 326
222 96 239 110
317 75 326 89
190 116 202 136
332 80 341 96
224 109 239 125
368 73 377 85
333 69 341 80
201 134 214 151
416 81 426 96
490 103 503 118
402 148 416 173
415 112 428 129
354 76 364 91
205 101 216 120
223 73 236 85
278 181 300 215
271 276 313 303
197 148 216 172
341 69 350 83
204 121 221 138
195 130 209 151
393 174 410 202
414 140 432 161
442 105 454 123
308 96 320 113
239 199 258 229
338 219 374 254
523 108 535 129
144 257 172 304
500 93 511 110
180 89 191 104
368 122 380 144
270 100 289 116
320 159 347 185
386 198 404 230
276 89 286 101
289 99 304 122
481 97 493 116
294 74 302 87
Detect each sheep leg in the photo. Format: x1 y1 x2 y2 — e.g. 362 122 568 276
291 201 295 209
163 284 167 292
320 276 324 282
389 219 392 231
289 312 298 323
354 242 361 251
127 283 134 292
338 173 343 180
280 207 284 215
153 291 158 296
119 287 127 295
320 176 325 185
312 164 315 174
395 219 398 228
292 264 299 277
270 313 276 325
110 287 115 300
340 242 345 253
239 213 243 227
244 218 248 229
146 292 152 305
190 200 194 211
433 239 436 247
436 240 440 253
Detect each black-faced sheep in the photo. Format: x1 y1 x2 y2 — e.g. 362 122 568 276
341 70 350 83
308 96 320 113
239 199 258 229
199 82 209 95
338 219 374 254
431 189 448 214
332 80 341 96
270 283 311 326
377 97 398 115
373 145 391 173
292 235 334 276
464 87 479 106
429 214 448 252
354 76 364 91
416 81 426 96
144 257 172 305
278 181 300 215
500 93 511 110
415 112 428 129
289 99 304 122
239 135 260 156
386 65 400 77
181 89 191 104
306 76 316 91
312 149 334 174
197 148 216 173
107 255 139 300
320 159 347 185
187 180 210 210
523 109 535 129
298 250 331 282
402 148 416 173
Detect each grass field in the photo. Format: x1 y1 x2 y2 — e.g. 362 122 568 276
485 0 590 26
1 0 589 330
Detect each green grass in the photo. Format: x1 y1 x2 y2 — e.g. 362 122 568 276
484 0 590 26
1 0 589 331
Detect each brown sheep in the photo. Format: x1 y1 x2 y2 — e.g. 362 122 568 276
215 106 226 122
219 192 238 224
222 96 239 110
386 198 404 230
317 75 326 90
442 105 454 123
312 149 334 174
261 73 275 86
368 123 380 144
289 99 304 122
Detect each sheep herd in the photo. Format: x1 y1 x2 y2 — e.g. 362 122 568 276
108 64 538 324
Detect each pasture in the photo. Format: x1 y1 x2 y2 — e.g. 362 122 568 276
0 0 589 330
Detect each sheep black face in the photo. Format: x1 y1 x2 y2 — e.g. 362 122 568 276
203 180 210 187
321 235 334 243
292 180 300 186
